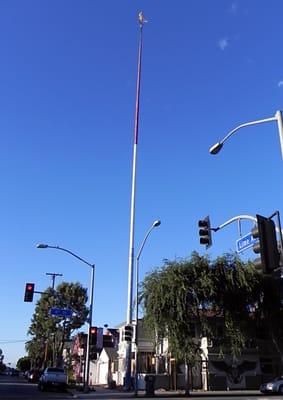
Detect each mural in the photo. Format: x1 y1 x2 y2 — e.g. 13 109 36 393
210 357 259 389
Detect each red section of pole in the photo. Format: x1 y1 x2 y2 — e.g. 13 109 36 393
134 24 143 145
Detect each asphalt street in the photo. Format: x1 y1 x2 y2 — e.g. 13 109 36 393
0 375 280 400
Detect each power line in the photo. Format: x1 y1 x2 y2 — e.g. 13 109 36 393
0 339 27 344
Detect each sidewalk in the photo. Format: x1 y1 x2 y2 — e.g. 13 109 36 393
68 385 261 399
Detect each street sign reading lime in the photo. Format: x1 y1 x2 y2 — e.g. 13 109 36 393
50 307 72 318
236 232 258 253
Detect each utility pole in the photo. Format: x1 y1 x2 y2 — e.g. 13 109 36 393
46 272 63 290
44 272 63 368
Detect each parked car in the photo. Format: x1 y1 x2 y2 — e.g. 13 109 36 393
38 367 67 391
260 376 283 394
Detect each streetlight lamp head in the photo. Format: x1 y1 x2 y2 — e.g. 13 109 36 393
209 142 223 155
153 220 161 227
36 243 49 249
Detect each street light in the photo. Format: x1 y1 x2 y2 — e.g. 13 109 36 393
134 219 161 396
36 243 95 392
209 110 283 158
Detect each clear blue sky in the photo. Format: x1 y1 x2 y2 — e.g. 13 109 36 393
1 0 283 366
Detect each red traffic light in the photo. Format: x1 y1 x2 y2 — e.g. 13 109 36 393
24 283 35 302
90 326 98 345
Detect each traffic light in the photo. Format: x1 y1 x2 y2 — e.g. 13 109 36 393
89 326 97 346
252 214 280 274
198 216 212 249
124 325 133 342
24 283 35 302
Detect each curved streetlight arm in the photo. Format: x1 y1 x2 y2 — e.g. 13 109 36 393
37 244 94 268
220 116 277 147
136 221 160 261
210 111 283 157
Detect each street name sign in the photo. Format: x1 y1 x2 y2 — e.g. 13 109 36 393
236 232 257 253
50 307 73 318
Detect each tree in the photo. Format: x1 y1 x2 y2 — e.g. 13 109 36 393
140 252 262 394
210 253 262 356
17 356 31 372
141 253 213 395
26 281 88 368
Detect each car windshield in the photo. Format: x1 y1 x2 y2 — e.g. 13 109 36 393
46 368 64 373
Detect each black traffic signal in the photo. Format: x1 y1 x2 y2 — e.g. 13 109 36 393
124 325 133 342
252 214 280 274
89 326 97 346
198 216 212 249
24 283 35 302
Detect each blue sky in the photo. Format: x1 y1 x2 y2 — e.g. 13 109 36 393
1 0 283 366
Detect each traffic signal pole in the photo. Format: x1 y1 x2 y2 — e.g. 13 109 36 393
214 214 257 231
198 214 258 250
210 212 282 273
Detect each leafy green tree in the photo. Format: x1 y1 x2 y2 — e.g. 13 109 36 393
27 281 88 368
17 356 31 372
209 253 262 356
140 252 262 394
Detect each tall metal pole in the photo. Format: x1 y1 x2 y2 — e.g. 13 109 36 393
84 264 95 392
134 220 161 396
36 244 95 392
275 110 283 159
134 255 140 395
125 12 146 391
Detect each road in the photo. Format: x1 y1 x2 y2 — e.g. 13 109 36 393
0 374 71 399
0 375 282 400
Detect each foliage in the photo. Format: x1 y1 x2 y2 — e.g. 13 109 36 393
210 253 262 356
141 252 263 363
16 356 31 371
26 281 88 368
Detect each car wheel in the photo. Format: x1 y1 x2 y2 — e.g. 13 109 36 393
278 385 283 394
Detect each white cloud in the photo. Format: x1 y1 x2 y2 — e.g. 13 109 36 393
278 81 283 88
218 38 229 51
